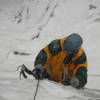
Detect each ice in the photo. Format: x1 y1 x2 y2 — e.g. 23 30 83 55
0 0 100 100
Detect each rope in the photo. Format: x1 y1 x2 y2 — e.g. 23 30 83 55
33 79 40 100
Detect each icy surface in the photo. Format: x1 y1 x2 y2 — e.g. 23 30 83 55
0 0 100 100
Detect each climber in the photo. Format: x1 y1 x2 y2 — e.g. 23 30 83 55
18 33 88 89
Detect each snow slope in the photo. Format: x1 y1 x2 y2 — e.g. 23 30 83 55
0 0 100 100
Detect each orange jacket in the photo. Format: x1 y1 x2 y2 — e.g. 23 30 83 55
34 37 87 83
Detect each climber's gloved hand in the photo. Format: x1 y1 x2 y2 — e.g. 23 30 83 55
32 68 48 79
32 68 42 79
70 77 79 88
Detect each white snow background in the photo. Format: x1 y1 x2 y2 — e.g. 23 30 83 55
0 0 100 100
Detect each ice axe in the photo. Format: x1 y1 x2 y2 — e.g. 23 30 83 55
17 64 40 100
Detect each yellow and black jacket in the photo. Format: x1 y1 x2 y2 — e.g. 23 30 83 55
34 37 88 88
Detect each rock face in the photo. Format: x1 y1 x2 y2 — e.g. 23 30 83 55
0 0 90 65
0 0 100 100
0 0 89 27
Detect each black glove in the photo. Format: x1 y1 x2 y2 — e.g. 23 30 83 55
32 68 48 79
